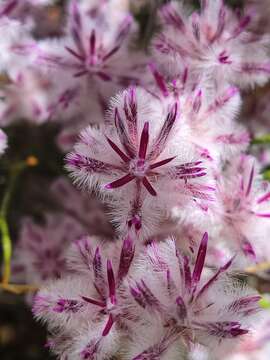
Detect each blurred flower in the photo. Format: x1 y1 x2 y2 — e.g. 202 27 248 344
153 0 270 90
12 213 85 286
0 128 7 155
50 177 113 238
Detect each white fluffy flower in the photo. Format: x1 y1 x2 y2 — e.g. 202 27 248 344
67 86 213 239
153 0 270 90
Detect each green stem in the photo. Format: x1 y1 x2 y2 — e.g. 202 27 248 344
251 134 270 145
0 162 26 284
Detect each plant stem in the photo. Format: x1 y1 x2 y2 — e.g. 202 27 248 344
0 162 26 284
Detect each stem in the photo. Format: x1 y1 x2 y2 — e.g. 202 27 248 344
0 162 26 284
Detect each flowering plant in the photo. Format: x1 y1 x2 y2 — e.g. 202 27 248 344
0 1 270 359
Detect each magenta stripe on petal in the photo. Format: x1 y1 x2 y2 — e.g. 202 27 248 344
228 295 261 313
242 240 256 260
102 314 114 337
81 296 105 308
105 174 135 189
102 45 121 61
257 192 270 204
246 164 254 196
65 46 85 61
196 256 235 300
89 30 96 56
176 296 187 320
97 71 112 81
118 237 135 281
142 177 157 196
74 70 88 77
193 90 202 113
67 153 116 173
255 213 270 218
149 63 169 97
150 156 176 170
192 232 208 287
114 107 135 158
139 122 150 159
106 136 130 163
0 0 18 17
149 103 178 160
107 260 116 305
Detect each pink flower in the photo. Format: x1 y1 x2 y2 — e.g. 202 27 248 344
67 86 212 239
50 177 113 238
33 235 135 359
216 154 270 263
153 0 270 89
12 214 85 285
34 233 261 359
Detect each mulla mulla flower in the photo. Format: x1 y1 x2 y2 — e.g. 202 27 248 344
67 86 213 238
35 0 139 88
34 233 261 360
50 177 113 238
147 64 249 164
12 213 85 286
224 304 270 360
215 154 270 264
122 233 261 360
33 235 135 360
153 0 270 90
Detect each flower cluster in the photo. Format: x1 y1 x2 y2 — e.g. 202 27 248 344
0 0 270 359
34 233 261 360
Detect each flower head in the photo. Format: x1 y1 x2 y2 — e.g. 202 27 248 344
153 0 270 89
34 233 261 359
67 86 212 239
33 235 135 359
215 154 270 263
12 213 85 285
123 233 261 359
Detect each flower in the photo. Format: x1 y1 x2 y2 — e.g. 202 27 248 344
33 235 135 359
50 177 113 238
12 213 85 286
34 0 140 91
67 86 212 239
147 64 249 164
153 0 270 89
214 154 270 263
33 233 261 359
123 233 261 359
